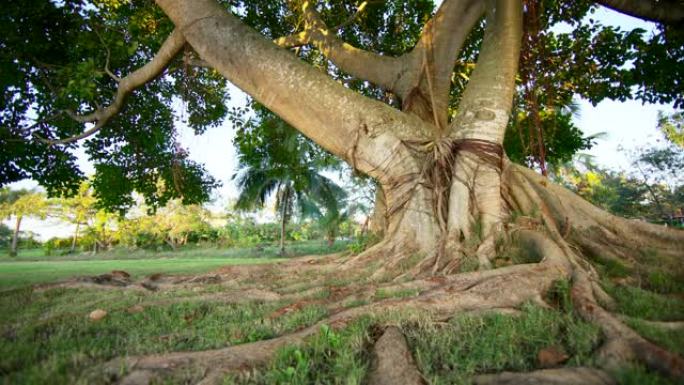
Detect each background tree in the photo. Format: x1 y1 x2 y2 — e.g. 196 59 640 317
0 189 49 256
233 105 346 254
657 111 684 148
627 112 684 221
58 181 97 252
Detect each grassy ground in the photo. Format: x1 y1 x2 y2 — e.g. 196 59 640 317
0 242 682 384
0 257 283 289
0 240 348 288
0 286 329 385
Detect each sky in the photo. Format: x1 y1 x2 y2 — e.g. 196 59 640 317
4 5 676 240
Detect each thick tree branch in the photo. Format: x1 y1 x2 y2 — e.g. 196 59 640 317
401 0 485 130
274 1 406 95
37 29 185 145
156 0 434 184
276 0 486 131
595 0 684 24
449 0 523 143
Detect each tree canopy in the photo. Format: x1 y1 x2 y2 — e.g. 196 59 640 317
2 0 682 210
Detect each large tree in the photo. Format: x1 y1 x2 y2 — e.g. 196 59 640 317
2 0 684 382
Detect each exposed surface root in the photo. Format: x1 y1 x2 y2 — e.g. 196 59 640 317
571 270 684 380
100 249 571 384
473 367 616 385
367 326 425 385
510 164 684 260
617 316 684 331
108 330 308 385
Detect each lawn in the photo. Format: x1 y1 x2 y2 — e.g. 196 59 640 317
0 257 284 289
1 242 680 385
0 240 350 288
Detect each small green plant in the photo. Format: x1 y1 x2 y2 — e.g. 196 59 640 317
347 233 379 254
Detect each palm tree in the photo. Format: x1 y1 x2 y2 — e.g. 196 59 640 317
232 103 346 255
234 164 345 255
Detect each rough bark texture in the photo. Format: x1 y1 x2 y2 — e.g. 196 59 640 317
367 327 425 385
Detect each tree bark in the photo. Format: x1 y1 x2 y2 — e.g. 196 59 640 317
70 222 80 253
370 185 387 237
279 188 288 256
9 215 22 257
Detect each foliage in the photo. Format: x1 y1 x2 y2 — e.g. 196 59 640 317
232 104 348 251
115 199 214 250
505 103 596 169
553 149 684 223
347 232 381 254
57 181 97 227
657 111 684 148
0 188 49 255
2 0 682 205
1 0 220 210
0 188 49 221
0 223 11 248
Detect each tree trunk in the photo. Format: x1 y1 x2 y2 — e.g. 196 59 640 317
279 212 286 256
70 222 80 253
370 186 387 237
326 230 335 248
9 215 22 257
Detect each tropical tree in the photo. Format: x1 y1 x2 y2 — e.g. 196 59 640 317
2 0 684 381
58 181 97 252
0 189 49 256
627 113 684 221
234 106 346 254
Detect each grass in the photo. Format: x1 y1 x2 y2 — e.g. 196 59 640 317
602 281 684 321
374 287 419 300
0 240 353 289
625 319 684 356
233 297 605 385
402 304 601 385
233 318 375 385
1 243 682 384
0 257 284 289
0 286 328 385
0 239 350 262
633 249 684 294
614 365 678 385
